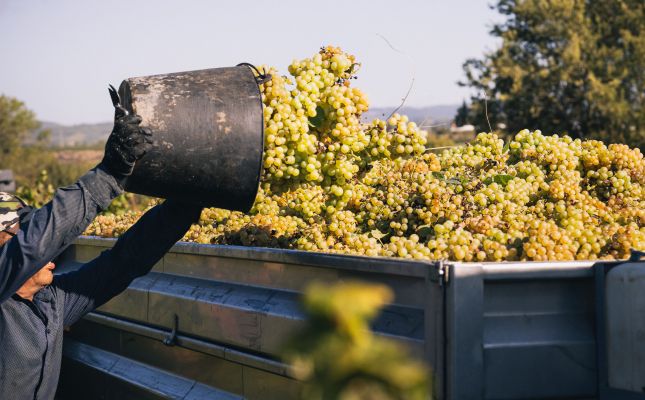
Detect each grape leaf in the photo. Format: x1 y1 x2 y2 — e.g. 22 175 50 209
416 225 434 239
511 238 524 258
494 174 513 186
432 171 468 186
343 62 361 76
484 174 513 187
370 230 387 240
308 106 326 128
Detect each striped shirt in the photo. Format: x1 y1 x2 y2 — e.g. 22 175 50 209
0 168 201 399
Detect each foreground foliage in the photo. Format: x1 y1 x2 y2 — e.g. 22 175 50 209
84 47 644 262
285 282 431 400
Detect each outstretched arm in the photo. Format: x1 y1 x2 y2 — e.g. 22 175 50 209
0 168 121 303
55 200 201 326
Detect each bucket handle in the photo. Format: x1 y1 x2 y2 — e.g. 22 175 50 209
237 63 272 86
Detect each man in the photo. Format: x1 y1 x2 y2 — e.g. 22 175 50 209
0 89 202 399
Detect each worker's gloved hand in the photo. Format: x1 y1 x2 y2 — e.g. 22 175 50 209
100 86 152 185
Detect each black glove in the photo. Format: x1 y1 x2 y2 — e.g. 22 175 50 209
100 85 152 184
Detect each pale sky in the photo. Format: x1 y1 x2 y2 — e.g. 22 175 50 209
0 0 500 125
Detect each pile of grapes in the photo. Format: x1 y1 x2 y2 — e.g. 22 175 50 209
85 46 645 262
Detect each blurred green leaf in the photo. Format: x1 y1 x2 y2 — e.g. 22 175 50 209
284 281 432 400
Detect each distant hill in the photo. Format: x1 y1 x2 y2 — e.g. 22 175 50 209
362 105 459 127
38 121 112 147
35 104 459 147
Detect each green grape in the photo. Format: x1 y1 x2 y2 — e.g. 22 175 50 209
86 47 645 263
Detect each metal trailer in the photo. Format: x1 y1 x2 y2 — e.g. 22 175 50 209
54 237 641 400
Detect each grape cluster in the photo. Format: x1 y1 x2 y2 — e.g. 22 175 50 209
84 48 645 262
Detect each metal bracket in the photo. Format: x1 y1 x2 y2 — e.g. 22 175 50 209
163 314 179 346
440 262 450 287
429 261 450 287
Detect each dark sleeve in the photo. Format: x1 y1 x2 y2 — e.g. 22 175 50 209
0 166 122 303
54 200 201 326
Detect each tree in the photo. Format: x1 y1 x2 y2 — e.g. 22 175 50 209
454 100 471 127
0 95 40 156
0 95 74 189
458 0 644 148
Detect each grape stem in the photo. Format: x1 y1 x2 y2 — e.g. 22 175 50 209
376 33 416 120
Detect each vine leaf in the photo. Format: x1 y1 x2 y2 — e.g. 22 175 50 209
416 225 434 239
432 172 469 186
370 229 392 243
484 174 513 187
308 106 326 128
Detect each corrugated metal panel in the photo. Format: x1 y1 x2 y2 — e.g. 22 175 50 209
59 339 242 399
444 264 600 400
57 237 432 399
482 279 596 399
58 237 618 400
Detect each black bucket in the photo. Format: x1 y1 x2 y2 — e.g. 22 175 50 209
117 65 268 212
